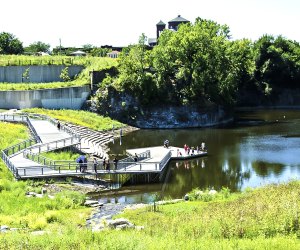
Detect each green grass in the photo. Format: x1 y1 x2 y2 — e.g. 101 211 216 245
0 81 88 91
0 55 116 67
2 119 300 249
0 121 90 233
23 108 124 131
41 150 80 161
0 56 117 90
2 181 300 249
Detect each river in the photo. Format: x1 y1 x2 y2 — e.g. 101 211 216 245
98 109 300 204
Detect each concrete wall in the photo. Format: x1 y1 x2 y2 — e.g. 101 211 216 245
0 65 84 83
0 85 90 110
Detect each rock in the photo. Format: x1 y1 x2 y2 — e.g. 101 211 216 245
195 191 204 196
0 225 9 232
84 200 100 207
107 218 134 228
184 194 189 201
135 226 145 230
209 190 217 195
116 224 128 230
31 230 47 236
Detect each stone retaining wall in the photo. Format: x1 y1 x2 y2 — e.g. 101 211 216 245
0 65 84 83
0 85 90 109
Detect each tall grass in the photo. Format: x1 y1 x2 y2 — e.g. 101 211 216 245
0 81 88 91
41 150 80 161
23 108 124 131
0 55 117 67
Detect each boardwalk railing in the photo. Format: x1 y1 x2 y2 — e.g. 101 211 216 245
3 138 38 157
159 151 172 170
1 113 81 178
23 113 81 140
1 150 19 177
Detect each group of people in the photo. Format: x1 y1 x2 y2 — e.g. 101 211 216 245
183 142 206 156
76 155 119 173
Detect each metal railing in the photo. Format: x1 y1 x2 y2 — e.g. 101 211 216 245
1 113 81 178
3 138 38 157
1 150 19 178
159 151 172 170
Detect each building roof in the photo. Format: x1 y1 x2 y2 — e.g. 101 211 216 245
148 38 157 44
70 50 86 56
107 51 120 55
168 15 189 23
156 20 166 26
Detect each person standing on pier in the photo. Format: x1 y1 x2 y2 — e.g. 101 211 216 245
134 153 138 162
113 156 118 171
106 159 111 171
102 158 106 170
93 158 98 174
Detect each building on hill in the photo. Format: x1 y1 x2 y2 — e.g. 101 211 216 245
107 50 120 58
148 15 190 47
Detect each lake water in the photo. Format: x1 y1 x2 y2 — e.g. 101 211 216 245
98 109 300 204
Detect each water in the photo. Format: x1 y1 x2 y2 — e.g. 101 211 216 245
97 109 300 204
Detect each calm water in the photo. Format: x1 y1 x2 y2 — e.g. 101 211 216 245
98 109 300 204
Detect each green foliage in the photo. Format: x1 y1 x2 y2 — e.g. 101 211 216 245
113 19 252 107
253 35 300 92
23 108 124 131
24 41 50 54
41 150 80 161
22 67 30 82
0 32 23 55
60 66 71 82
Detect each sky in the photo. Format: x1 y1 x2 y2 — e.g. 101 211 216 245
1 0 299 49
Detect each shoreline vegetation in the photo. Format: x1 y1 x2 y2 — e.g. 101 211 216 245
23 108 125 131
1 118 300 248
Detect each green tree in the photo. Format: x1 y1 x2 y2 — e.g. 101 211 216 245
60 67 71 82
22 67 30 82
0 32 23 54
254 35 300 93
25 41 50 53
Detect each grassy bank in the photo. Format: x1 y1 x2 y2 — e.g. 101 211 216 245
1 181 300 249
1 119 300 249
0 121 91 237
0 56 117 90
23 108 124 131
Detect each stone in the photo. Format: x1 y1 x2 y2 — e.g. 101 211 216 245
209 190 217 195
135 226 145 230
0 225 9 232
184 194 189 201
107 218 132 228
31 230 47 236
84 200 99 206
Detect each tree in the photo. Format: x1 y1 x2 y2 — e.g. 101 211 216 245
253 35 300 92
0 32 23 54
25 41 50 53
22 68 30 83
60 67 71 82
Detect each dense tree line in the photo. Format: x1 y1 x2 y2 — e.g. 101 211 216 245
103 18 300 107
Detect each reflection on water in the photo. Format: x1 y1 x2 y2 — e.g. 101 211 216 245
97 109 300 204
